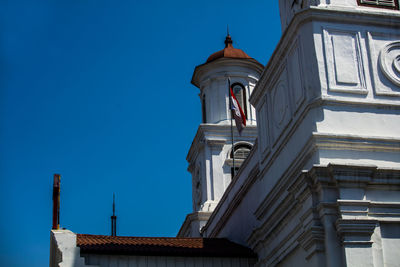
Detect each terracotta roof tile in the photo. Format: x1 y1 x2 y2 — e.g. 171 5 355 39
77 234 256 258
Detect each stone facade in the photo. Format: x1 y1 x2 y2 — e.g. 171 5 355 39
192 1 400 266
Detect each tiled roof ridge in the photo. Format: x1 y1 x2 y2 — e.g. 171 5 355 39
77 233 204 240
76 233 257 258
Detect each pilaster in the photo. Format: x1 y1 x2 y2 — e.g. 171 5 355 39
336 219 378 267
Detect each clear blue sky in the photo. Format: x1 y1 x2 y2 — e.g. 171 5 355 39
0 1 281 266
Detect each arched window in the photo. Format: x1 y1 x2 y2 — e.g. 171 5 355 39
231 83 247 119
230 143 252 159
230 143 252 177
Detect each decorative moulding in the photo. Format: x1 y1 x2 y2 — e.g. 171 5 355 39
322 27 368 94
206 139 226 148
335 219 377 246
379 41 400 87
337 200 400 220
287 38 306 115
251 6 400 106
186 124 258 164
313 132 400 153
192 58 264 88
257 98 271 160
367 31 400 97
297 226 325 260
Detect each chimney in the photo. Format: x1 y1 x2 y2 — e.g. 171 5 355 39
52 174 61 230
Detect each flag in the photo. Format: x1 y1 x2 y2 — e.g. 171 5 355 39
229 83 246 134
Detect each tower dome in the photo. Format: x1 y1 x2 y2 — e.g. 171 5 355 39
191 34 263 88
206 34 252 63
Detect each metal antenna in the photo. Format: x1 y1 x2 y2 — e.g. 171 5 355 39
227 25 230 36
113 194 115 215
111 193 117 236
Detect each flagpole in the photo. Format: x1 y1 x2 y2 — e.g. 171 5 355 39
228 78 235 179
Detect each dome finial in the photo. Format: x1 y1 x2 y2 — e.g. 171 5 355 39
225 26 233 48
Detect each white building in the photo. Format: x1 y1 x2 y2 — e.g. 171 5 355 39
51 0 400 266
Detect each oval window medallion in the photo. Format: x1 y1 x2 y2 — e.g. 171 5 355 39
379 41 400 87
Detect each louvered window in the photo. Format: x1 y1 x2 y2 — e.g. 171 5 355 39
358 0 399 9
234 146 251 159
230 143 252 177
230 144 252 160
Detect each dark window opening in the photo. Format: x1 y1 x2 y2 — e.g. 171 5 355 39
357 0 399 10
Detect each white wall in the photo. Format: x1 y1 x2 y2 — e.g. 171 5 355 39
202 3 400 267
82 254 255 267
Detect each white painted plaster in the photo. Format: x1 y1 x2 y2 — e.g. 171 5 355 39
50 230 95 267
201 2 400 267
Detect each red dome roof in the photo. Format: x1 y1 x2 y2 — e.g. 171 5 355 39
206 35 252 63
191 34 263 88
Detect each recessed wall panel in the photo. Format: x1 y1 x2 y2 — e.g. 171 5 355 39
323 28 367 94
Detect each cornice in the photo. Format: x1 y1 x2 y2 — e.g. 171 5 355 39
186 124 258 164
335 219 377 246
249 164 400 251
321 97 400 109
198 72 261 91
253 130 400 225
337 200 400 220
192 58 264 89
314 132 400 153
310 164 400 186
206 139 226 148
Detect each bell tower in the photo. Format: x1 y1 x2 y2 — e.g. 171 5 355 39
178 34 264 237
